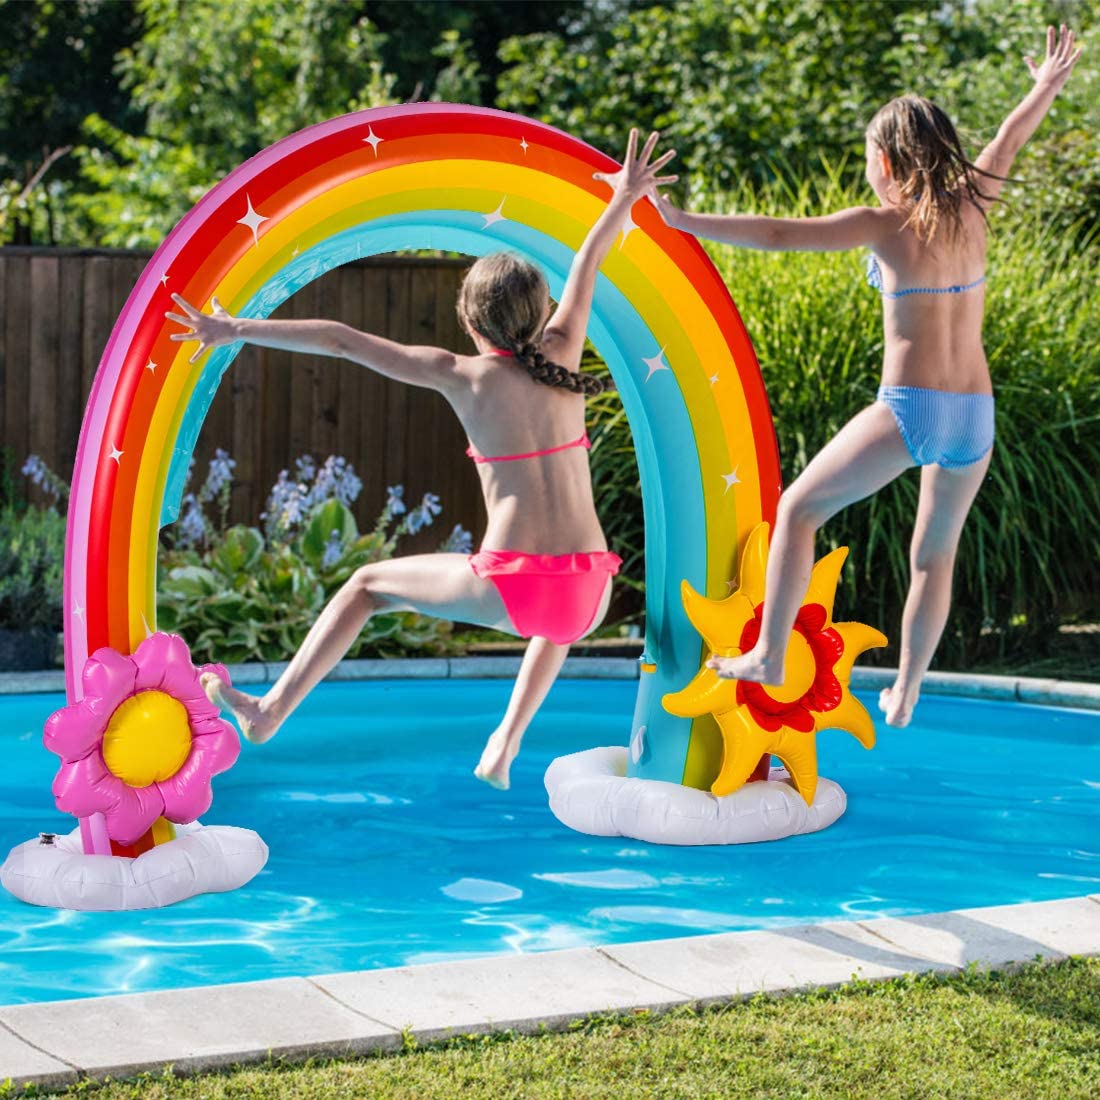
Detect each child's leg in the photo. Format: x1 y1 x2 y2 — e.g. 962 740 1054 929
475 574 613 790
475 637 571 790
201 553 511 742
880 452 991 727
709 402 913 684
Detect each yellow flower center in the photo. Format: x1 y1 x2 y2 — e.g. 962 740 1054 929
764 632 815 704
101 690 193 788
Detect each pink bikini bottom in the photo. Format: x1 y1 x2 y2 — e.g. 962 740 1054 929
469 549 622 646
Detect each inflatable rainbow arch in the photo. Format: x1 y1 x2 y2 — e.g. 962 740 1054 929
63 104 781 856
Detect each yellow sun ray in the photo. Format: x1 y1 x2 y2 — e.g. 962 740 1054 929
663 667 736 720
832 621 889 680
711 707 773 795
680 582 755 656
767 726 821 806
803 546 848 621
734 521 770 606
813 691 877 749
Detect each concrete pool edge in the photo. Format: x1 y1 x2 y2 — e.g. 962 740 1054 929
1 894 1098 1092
3 658 1099 710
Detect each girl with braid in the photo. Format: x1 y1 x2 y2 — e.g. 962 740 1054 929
652 24 1080 729
168 129 676 789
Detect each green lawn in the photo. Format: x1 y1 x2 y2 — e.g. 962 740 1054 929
22 957 1100 1100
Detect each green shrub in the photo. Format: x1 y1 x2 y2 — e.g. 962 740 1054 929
0 504 65 631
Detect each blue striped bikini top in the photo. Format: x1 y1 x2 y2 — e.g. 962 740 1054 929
866 254 985 300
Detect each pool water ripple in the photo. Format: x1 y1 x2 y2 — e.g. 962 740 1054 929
1 679 1097 1004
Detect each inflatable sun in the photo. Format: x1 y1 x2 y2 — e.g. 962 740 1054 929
663 523 886 805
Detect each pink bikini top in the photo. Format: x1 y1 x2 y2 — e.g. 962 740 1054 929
466 347 592 464
466 432 591 464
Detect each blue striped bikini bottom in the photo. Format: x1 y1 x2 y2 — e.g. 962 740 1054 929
877 385 995 469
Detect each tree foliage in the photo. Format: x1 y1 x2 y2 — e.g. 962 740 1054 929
0 0 140 175
5 0 1095 246
496 0 1098 233
0 0 141 243
368 0 590 102
71 0 400 247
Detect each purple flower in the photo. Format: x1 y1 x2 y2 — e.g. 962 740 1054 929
199 448 236 503
281 493 306 530
177 494 208 548
385 484 406 518
335 467 362 506
295 455 317 484
21 454 68 506
406 492 442 534
440 524 473 554
321 529 344 569
263 467 312 542
309 455 363 509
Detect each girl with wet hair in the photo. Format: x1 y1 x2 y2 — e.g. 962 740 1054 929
168 129 676 790
652 24 1080 729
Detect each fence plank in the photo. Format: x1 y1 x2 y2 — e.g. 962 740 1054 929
312 270 342 464
287 278 317 462
28 256 61 507
336 264 364 504
358 263 391 518
432 262 483 546
228 332 260 527
81 255 113 402
381 265 411 500
3 255 31 485
57 256 85 480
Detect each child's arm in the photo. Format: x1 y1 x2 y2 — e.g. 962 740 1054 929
166 295 459 393
540 130 677 367
974 24 1081 204
654 198 888 252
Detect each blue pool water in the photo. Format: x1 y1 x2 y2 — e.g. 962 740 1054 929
1 679 1098 1006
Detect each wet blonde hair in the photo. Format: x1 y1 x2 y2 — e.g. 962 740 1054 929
456 252 612 396
866 95 999 244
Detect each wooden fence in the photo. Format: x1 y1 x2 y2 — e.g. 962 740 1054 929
0 248 487 550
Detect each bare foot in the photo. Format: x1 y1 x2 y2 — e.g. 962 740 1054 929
474 730 519 791
878 684 918 728
706 650 784 685
200 672 281 744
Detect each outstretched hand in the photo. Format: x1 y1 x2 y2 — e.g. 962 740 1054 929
592 128 678 205
165 294 238 364
650 189 685 230
1025 24 1082 93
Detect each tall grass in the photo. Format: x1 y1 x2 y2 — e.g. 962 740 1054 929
589 167 1100 666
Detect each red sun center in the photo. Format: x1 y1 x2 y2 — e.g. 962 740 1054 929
735 603 844 733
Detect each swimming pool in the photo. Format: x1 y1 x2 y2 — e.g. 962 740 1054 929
1 678 1097 1005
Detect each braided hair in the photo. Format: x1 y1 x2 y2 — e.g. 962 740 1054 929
866 95 1002 244
456 252 615 396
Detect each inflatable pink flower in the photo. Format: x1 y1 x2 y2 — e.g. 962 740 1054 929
45 633 240 846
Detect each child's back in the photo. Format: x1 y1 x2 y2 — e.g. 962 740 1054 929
872 201 991 393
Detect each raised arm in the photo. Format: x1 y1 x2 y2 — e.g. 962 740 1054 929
165 295 459 393
974 24 1081 205
654 199 889 252
540 130 677 367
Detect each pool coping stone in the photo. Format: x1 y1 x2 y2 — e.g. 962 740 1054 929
2 895 1099 1091
3 659 1098 710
